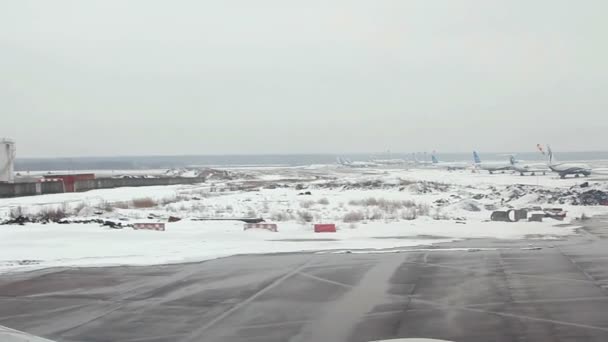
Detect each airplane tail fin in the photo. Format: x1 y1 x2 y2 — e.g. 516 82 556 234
336 157 350 165
536 143 546 156
509 155 516 165
431 154 439 164
547 145 554 164
473 151 481 164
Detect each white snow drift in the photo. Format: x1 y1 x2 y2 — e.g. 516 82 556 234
1 166 605 273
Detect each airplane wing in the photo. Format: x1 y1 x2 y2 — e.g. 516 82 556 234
0 325 56 342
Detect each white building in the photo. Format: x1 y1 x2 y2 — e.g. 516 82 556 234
0 138 16 183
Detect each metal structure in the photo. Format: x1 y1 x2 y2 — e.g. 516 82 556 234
0 138 16 183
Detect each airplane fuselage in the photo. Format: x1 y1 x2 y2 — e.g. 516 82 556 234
433 162 469 171
511 163 549 176
549 163 591 178
475 162 512 174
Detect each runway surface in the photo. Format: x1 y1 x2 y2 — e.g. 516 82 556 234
1 217 608 342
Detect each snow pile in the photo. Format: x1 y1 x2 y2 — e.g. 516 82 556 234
164 167 235 179
488 182 608 206
165 168 204 178
448 199 482 212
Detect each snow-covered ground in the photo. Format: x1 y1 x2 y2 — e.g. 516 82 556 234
2 166 607 273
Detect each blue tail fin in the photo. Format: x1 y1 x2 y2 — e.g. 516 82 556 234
509 155 516 165
473 151 481 164
431 154 439 164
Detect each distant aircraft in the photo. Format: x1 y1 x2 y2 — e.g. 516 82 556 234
541 145 591 178
509 155 549 176
473 151 512 174
411 153 432 167
336 157 378 168
431 153 469 171
371 158 407 165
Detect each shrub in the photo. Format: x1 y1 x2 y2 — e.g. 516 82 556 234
159 196 176 206
402 200 416 208
297 210 314 223
72 202 87 215
100 201 129 211
271 211 293 221
368 209 383 220
158 195 190 206
9 206 23 219
399 179 415 186
432 208 448 220
113 201 130 210
190 202 206 213
132 198 157 208
38 207 67 221
318 198 330 205
377 199 402 214
99 201 114 212
349 197 417 213
299 200 315 209
343 211 365 223
416 204 430 216
349 198 369 206
401 208 416 220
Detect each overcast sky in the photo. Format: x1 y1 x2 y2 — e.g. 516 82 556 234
1 1 607 157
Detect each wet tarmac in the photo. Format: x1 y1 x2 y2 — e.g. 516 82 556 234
1 217 608 342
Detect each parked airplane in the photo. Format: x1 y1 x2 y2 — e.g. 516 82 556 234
509 155 549 176
431 154 469 170
411 153 433 167
473 151 512 174
336 157 378 168
372 158 407 165
542 145 591 178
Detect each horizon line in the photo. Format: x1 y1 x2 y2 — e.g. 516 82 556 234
15 150 608 160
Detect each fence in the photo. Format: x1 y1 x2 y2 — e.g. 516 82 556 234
73 177 206 192
0 177 205 198
0 181 64 198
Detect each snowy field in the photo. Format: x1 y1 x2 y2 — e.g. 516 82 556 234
2 166 608 273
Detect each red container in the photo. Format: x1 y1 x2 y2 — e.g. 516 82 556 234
314 224 336 233
43 173 95 192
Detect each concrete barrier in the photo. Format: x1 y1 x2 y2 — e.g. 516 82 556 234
40 181 65 195
133 223 166 231
74 177 206 192
0 181 63 198
243 223 278 232
0 177 204 198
